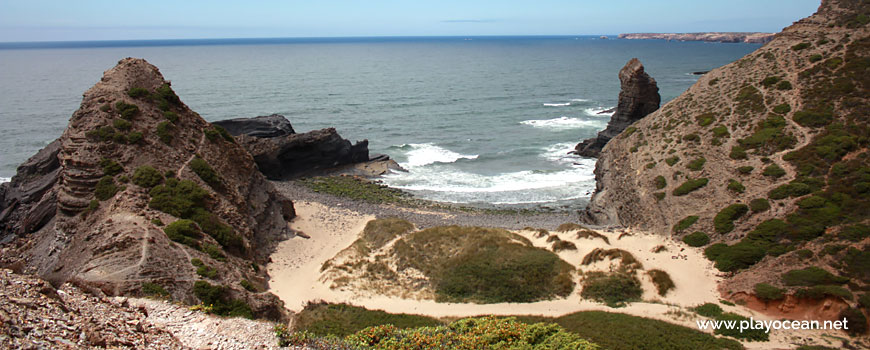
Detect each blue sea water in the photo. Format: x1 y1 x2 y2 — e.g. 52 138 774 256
0 36 760 208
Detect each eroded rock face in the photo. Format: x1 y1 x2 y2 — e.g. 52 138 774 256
573 58 660 158
0 58 293 320
215 115 372 179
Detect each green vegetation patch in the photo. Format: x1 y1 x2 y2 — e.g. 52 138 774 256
793 109 834 128
773 103 791 115
735 85 764 114
292 302 443 337
737 166 754 174
792 42 811 51
192 280 253 319
647 269 675 296
754 283 785 301
672 178 708 196
714 204 749 234
729 146 747 160
132 165 163 188
686 157 706 171
127 87 149 98
580 271 642 307
654 175 667 189
128 131 143 144
556 222 586 232
665 156 680 166
727 179 744 193
114 101 139 120
99 158 123 176
113 118 132 131
673 216 699 233
94 175 121 201
712 125 729 138
164 219 203 249
156 121 174 144
391 226 574 303
353 218 415 254
693 303 723 318
795 285 854 301
149 178 243 252
760 76 781 87
190 157 222 189
762 163 786 178
840 224 870 242
141 282 170 298
298 176 410 204
749 198 770 212
738 114 797 154
783 266 849 286
695 113 715 126
683 231 710 247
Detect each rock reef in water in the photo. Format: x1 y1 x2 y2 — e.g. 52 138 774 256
215 115 400 179
618 32 776 43
573 58 660 158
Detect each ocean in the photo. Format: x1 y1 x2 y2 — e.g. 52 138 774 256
0 36 760 208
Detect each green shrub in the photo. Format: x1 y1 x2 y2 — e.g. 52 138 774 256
783 266 849 286
240 279 257 292
776 80 793 90
840 307 868 335
773 103 792 114
737 166 754 174
552 240 577 252
114 101 140 120
127 131 143 144
164 219 202 249
749 198 770 212
555 222 586 232
683 231 710 247
727 179 744 193
292 302 443 337
754 283 785 301
707 241 766 272
793 109 833 128
795 285 854 301
204 128 220 141
156 121 173 144
653 192 666 201
768 182 812 199
673 216 699 233
190 209 242 251
112 118 132 131
796 249 814 259
580 271 643 307
683 133 700 142
760 76 781 87
298 176 409 204
711 125 729 138
714 204 749 234
860 293 870 309
196 264 218 279
132 165 163 188
686 157 706 171
151 218 164 226
762 163 786 178
809 54 823 62
647 269 675 296
127 87 149 98
149 178 209 218
163 111 179 123
791 42 811 50
87 200 99 212
192 281 253 319
672 178 708 196
665 156 679 166
191 258 204 267
654 175 666 189
94 176 120 201
141 282 170 298
840 224 870 242
729 146 747 159
797 195 827 209
696 113 715 126
190 157 222 189
99 158 123 176
693 303 723 318
714 313 769 341
214 125 235 142
86 125 116 142
203 243 226 261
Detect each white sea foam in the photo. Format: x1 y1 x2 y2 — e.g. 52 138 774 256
584 106 615 117
402 143 478 167
541 142 596 167
520 116 605 130
543 102 571 107
570 98 589 102
0 177 10 184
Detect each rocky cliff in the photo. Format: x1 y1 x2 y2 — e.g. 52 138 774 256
214 115 372 179
588 0 870 334
0 58 295 320
574 58 660 158
618 32 776 44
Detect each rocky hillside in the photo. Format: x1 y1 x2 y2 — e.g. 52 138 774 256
587 0 870 335
0 58 296 320
618 32 775 44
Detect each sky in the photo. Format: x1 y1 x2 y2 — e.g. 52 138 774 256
0 0 822 42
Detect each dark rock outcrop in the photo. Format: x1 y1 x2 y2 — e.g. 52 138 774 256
0 139 62 238
215 115 377 179
213 114 295 138
573 58 660 158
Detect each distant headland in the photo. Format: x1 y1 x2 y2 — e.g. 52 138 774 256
618 32 775 43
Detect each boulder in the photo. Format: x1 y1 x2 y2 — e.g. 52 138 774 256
213 114 295 138
573 58 660 158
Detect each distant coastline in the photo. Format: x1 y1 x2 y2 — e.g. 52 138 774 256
618 32 775 44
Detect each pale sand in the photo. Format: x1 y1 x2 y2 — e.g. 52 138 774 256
266 201 834 348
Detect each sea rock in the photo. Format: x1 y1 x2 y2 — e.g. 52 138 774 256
0 58 293 321
216 114 386 179
573 58 660 158
212 114 295 138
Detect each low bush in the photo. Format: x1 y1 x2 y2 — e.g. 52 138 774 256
580 271 643 307
141 282 170 298
727 179 744 193
156 121 173 144
796 249 814 259
113 118 132 131
782 266 849 286
190 157 222 189
754 283 785 301
776 80 793 90
672 178 708 196
840 307 868 335
114 101 139 120
94 176 120 201
693 303 723 318
763 163 786 178
712 125 730 138
164 219 202 249
665 156 679 166
773 103 792 114
556 222 586 232
760 76 781 87
673 215 699 232
292 302 442 337
353 218 415 254
203 243 226 261
793 109 833 128
729 146 747 159
840 224 870 242
576 230 610 244
714 204 749 234
696 113 715 126
204 128 220 142
192 280 253 319
737 166 754 174
654 175 667 189
240 280 257 292
149 178 209 218
132 165 163 188
809 54 823 62
196 264 218 279
687 157 706 171
127 87 149 98
795 285 854 301
214 125 235 142
163 111 179 123
298 176 409 204
791 42 811 50
683 133 700 142
552 240 577 252
581 248 642 270
749 198 770 212
99 158 123 176
768 182 812 199
705 241 766 272
647 269 675 296
127 131 143 144
682 231 710 247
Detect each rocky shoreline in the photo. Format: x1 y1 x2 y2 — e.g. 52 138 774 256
618 32 775 43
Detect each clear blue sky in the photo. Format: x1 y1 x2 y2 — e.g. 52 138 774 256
0 0 821 42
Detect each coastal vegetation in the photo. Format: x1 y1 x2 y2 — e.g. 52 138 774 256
672 178 708 196
682 231 710 247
